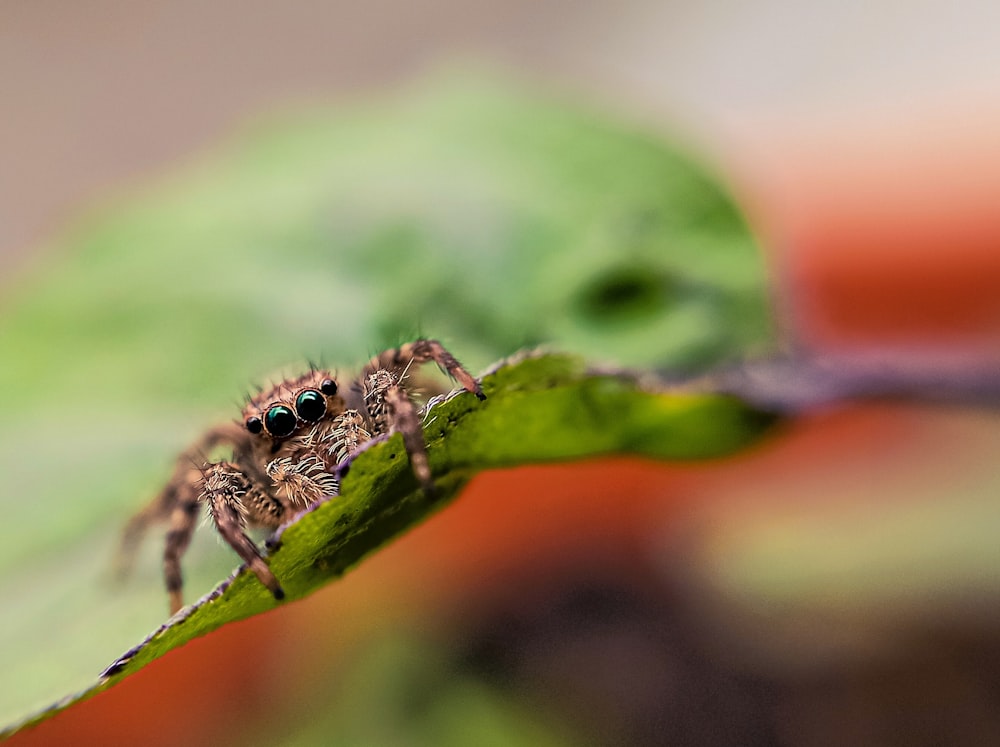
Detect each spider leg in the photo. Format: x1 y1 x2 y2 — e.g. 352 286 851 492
319 408 372 467
117 485 176 581
359 340 484 492
201 463 286 608
117 422 247 582
363 370 434 491
363 338 485 400
161 465 206 614
384 383 433 490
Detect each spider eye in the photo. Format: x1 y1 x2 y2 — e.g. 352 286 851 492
320 378 337 396
245 416 263 434
264 405 297 438
295 389 327 422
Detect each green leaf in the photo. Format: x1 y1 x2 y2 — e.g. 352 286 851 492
2 352 776 737
0 72 772 732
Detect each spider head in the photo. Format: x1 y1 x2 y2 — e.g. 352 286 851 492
243 370 340 440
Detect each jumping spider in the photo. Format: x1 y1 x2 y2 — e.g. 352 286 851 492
120 339 485 614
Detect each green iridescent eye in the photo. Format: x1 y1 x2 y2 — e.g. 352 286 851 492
264 405 297 438
295 389 327 422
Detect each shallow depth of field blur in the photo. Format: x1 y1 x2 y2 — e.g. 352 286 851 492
3 2 1000 746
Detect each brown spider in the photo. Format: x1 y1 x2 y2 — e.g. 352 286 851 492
120 339 485 614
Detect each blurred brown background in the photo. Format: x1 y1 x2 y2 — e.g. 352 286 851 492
4 1 1000 354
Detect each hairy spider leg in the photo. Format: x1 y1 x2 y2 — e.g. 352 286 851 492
116 423 247 581
199 462 286 612
162 463 208 614
361 368 434 490
319 409 371 466
384 384 432 488
362 338 486 401
358 339 487 492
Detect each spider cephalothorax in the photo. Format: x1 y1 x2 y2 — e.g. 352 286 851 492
120 339 484 613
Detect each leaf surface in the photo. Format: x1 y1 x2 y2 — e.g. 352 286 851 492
3 352 776 736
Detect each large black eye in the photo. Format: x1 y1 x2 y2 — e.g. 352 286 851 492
320 378 337 396
264 405 297 438
245 416 263 434
295 389 327 422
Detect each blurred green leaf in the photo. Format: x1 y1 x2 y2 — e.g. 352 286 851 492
0 72 772 730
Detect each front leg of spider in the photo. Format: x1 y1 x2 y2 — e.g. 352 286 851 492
367 370 435 491
362 338 486 402
199 463 286 610
361 339 486 493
